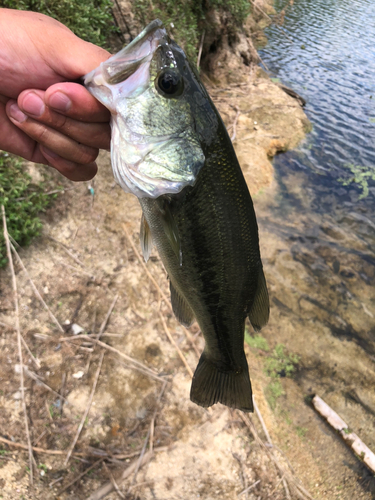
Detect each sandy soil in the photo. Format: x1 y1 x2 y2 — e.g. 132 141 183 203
0 76 373 500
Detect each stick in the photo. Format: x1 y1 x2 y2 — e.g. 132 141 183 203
86 451 153 500
238 479 260 497
24 367 68 401
85 294 119 373
97 295 119 341
253 399 272 445
103 463 125 499
47 235 88 268
64 351 105 465
0 436 168 461
197 30 205 69
2 205 34 484
58 458 104 494
122 224 200 358
60 335 165 383
20 335 41 369
9 240 64 333
312 395 375 473
158 312 193 378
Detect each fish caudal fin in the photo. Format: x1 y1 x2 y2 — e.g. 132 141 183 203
190 352 253 412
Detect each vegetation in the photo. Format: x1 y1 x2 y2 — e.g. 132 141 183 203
339 164 375 199
133 0 251 64
0 153 56 268
2 0 117 48
245 330 270 351
264 344 300 379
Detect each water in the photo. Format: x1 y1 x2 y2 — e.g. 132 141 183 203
260 0 375 190
253 0 375 491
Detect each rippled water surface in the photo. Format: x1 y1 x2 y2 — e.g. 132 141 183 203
260 0 375 186
253 0 375 490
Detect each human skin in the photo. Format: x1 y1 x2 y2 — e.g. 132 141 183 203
0 8 112 180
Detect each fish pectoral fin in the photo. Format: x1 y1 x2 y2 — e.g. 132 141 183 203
158 200 181 264
248 267 270 331
190 352 253 412
140 213 153 263
170 282 195 327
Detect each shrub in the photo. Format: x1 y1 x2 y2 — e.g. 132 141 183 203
0 153 56 267
2 0 117 48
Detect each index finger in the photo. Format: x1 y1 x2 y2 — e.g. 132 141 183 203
45 82 110 123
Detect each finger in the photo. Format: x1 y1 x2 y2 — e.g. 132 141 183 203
0 98 46 164
40 145 98 181
18 89 111 150
7 101 99 165
45 82 110 122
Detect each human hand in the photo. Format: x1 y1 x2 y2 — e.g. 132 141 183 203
0 8 111 180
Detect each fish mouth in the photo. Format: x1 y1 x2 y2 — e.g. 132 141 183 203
84 19 168 87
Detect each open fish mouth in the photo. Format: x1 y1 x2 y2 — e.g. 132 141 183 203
84 20 168 103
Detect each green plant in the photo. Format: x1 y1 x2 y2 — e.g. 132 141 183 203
0 153 56 267
264 344 300 379
265 379 284 409
245 331 270 351
2 0 117 48
338 164 375 199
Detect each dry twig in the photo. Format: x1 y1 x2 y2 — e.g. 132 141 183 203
2 205 34 484
60 334 165 383
158 311 193 378
58 458 104 495
64 351 105 465
86 451 154 500
103 462 125 499
9 240 64 333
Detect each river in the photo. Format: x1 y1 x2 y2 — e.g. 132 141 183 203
254 0 375 495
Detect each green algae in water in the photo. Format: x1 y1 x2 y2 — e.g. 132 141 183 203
338 164 375 199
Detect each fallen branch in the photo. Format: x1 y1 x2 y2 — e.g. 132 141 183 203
2 205 34 484
312 395 375 474
58 458 104 495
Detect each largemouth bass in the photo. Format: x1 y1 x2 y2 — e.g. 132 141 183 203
84 20 269 412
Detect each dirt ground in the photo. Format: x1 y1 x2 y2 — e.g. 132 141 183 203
0 75 374 500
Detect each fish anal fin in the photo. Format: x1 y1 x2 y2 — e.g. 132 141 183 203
170 282 194 327
190 352 253 412
248 268 269 332
140 213 153 263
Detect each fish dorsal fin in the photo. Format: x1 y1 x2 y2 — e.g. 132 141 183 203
248 268 269 331
170 281 194 327
159 200 182 265
140 213 153 262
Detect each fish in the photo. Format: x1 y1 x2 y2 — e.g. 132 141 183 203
84 19 269 412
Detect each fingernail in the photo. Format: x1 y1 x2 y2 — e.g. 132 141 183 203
22 92 45 116
42 147 60 159
8 103 27 123
48 91 71 112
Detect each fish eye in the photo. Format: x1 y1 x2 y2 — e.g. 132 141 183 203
155 69 184 98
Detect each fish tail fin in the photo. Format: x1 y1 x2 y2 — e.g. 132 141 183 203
190 352 253 412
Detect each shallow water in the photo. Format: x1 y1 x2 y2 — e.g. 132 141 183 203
254 0 375 492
